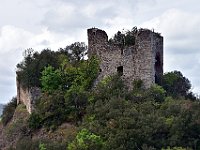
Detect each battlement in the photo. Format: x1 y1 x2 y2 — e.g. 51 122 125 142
87 28 108 43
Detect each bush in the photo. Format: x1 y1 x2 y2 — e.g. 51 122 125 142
148 84 166 102
160 71 191 98
15 136 39 150
15 137 67 150
2 97 17 126
67 129 105 150
28 112 42 130
34 91 69 130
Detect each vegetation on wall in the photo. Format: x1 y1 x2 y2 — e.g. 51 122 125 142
1 37 200 149
108 27 138 48
16 42 87 89
28 55 99 130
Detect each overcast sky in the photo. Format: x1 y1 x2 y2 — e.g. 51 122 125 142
0 0 200 103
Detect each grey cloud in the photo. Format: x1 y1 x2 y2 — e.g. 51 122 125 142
40 0 140 33
40 40 50 46
1 0 200 103
140 8 200 93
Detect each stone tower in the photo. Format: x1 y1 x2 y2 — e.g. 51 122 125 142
87 28 163 88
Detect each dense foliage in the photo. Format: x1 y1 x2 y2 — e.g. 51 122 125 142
16 48 61 88
80 76 200 149
160 71 192 98
68 129 105 150
158 71 197 101
1 97 17 126
3 39 200 149
108 27 138 48
28 56 99 130
16 42 87 88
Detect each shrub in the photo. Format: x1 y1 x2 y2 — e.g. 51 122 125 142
32 91 70 130
148 84 166 102
67 129 105 150
28 112 42 130
15 136 39 150
39 143 46 150
2 97 17 126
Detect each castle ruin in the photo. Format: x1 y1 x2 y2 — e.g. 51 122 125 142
16 27 163 113
87 28 163 88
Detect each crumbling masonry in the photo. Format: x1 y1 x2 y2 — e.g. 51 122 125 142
16 27 163 113
16 77 41 114
87 28 163 88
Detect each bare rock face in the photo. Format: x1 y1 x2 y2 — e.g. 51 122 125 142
16 79 41 114
87 28 163 89
0 104 30 150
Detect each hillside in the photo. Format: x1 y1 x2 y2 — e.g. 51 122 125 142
0 104 76 150
0 30 200 149
1 74 200 149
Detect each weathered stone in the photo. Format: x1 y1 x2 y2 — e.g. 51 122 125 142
16 79 41 114
87 28 163 88
16 27 163 113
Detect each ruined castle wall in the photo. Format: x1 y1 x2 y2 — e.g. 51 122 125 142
152 33 163 82
16 79 41 114
133 30 155 88
88 28 123 84
88 27 163 89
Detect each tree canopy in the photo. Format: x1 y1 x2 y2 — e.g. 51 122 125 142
7 40 200 149
160 71 193 99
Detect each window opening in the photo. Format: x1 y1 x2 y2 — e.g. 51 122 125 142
117 66 123 76
155 52 161 84
121 49 123 55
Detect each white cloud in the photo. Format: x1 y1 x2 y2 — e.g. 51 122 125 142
0 25 78 103
141 9 200 93
1 0 200 103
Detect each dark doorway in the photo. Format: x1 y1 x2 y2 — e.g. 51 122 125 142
117 66 123 76
155 52 162 84
121 49 123 55
155 53 161 70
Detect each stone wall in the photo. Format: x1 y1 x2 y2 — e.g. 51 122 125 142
16 27 163 113
16 78 41 114
87 28 163 88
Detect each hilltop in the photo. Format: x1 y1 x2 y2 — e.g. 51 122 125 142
0 28 199 150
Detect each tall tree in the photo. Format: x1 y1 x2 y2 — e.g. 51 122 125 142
59 42 87 63
160 71 191 98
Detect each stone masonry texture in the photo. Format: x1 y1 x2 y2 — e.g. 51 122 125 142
87 28 163 88
16 79 41 114
16 27 163 113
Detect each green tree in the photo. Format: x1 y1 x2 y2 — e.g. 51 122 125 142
2 97 17 126
39 143 47 150
67 129 104 150
60 42 87 63
148 84 166 102
30 57 99 129
160 71 191 98
40 66 62 93
16 49 64 88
